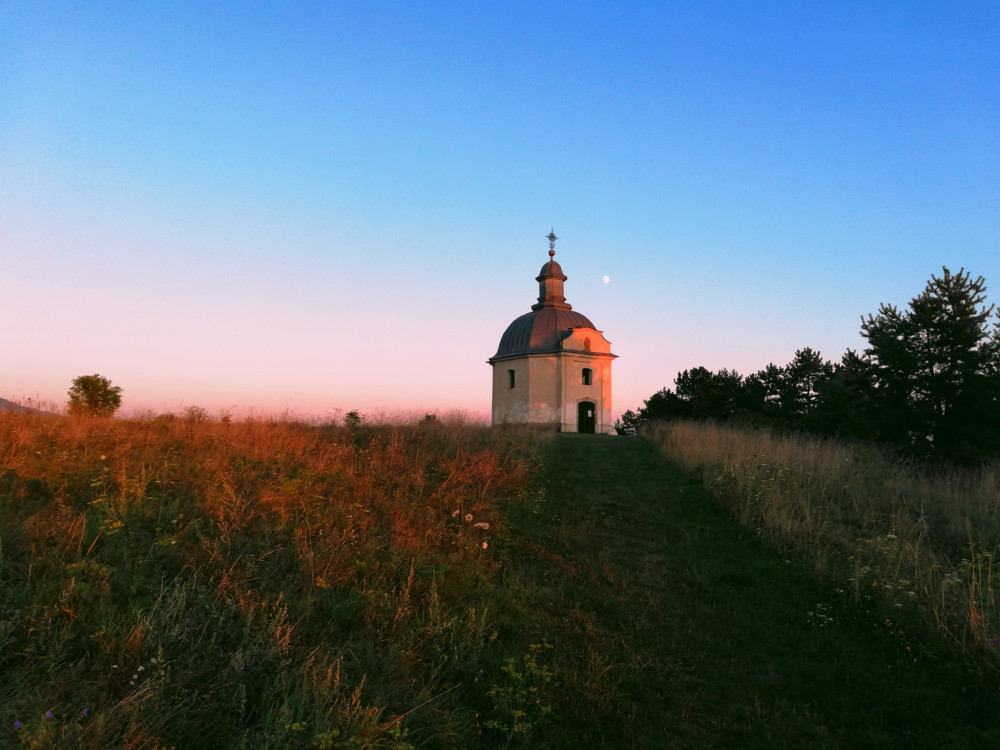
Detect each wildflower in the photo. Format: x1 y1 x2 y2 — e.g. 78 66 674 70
464 513 473 522
482 541 488 549
137 665 144 672
100 455 106 461
474 522 490 530
14 721 22 730
451 510 460 518
45 711 53 720
82 708 89 718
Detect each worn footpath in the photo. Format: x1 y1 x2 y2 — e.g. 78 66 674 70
516 434 1000 749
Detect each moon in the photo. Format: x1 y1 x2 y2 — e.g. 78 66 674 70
602 275 610 284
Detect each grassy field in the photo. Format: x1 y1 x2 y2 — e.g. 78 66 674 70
646 420 1000 661
2 412 999 748
0 413 552 748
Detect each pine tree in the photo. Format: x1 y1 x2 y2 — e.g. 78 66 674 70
785 348 834 420
861 267 999 462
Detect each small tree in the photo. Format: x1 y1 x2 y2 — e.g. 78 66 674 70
614 409 641 435
638 387 686 421
784 348 834 420
67 374 122 417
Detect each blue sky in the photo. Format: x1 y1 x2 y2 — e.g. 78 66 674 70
2 1 998 419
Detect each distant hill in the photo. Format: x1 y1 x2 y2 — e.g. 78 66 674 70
0 397 56 415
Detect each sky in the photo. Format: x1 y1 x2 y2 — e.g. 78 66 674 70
2 1 998 421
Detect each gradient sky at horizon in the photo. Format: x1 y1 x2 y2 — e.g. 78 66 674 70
3 1 998 420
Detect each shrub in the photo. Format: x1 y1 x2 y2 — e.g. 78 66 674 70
67 374 122 417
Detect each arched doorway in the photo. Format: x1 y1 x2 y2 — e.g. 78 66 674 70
577 401 596 434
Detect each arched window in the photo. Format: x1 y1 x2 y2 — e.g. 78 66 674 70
582 368 592 386
508 369 516 389
584 337 592 352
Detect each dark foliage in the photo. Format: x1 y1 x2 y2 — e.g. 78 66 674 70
633 268 1000 464
614 409 641 435
861 267 1000 462
67 374 123 417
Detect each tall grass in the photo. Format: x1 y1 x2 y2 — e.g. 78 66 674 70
646 420 1000 661
0 411 550 748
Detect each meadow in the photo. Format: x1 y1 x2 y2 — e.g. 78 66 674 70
0 412 553 748
646 420 1000 662
3 411 1000 748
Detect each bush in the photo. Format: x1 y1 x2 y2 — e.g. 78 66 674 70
67 374 122 417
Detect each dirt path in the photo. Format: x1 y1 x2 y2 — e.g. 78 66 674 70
519 434 999 749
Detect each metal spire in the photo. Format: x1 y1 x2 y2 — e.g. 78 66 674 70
546 229 558 257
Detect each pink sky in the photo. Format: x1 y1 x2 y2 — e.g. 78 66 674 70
3 3 997 421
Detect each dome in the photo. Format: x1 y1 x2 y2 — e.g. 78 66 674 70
490 240 598 359
493 308 597 358
538 259 565 278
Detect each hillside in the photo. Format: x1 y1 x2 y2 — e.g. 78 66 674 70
1 413 998 748
0 396 56 415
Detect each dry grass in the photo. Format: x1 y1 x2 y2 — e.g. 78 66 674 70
646 420 1000 661
0 411 551 748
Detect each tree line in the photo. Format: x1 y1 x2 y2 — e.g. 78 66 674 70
618 268 1000 465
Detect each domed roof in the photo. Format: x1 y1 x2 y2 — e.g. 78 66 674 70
491 237 599 359
538 258 565 278
493 308 596 358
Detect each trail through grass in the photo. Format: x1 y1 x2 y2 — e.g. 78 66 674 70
516 434 1000 748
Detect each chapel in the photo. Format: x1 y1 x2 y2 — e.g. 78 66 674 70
488 232 616 433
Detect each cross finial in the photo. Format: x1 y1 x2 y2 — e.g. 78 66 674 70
546 229 558 257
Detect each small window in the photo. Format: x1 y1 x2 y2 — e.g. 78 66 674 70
584 337 592 353
508 369 516 389
582 368 592 386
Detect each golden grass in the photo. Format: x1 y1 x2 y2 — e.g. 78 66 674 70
0 410 552 748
